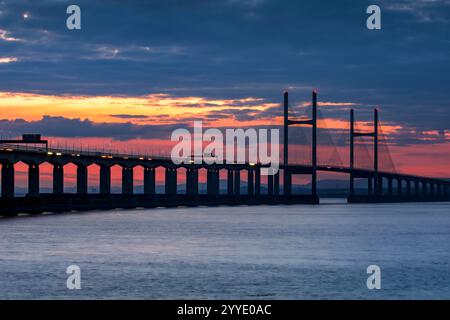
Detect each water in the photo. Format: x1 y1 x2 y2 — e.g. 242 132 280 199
1 200 450 299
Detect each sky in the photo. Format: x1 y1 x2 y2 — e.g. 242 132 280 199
0 0 449 182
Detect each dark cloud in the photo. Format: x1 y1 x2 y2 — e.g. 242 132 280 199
0 0 449 133
0 116 187 141
0 114 444 148
109 114 149 119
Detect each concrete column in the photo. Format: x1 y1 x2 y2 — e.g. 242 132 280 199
406 180 411 196
207 169 219 195
430 183 435 196
268 174 274 195
437 184 442 196
255 168 261 195
444 185 448 196
367 177 373 196
284 169 291 195
283 91 289 196
28 163 39 196
186 168 196 195
274 171 280 195
214 170 220 194
311 91 317 197
206 170 211 195
373 109 379 196
206 169 213 195
1 162 15 197
414 181 419 197
53 164 64 194
193 169 198 195
165 168 177 195
122 166 133 195
377 176 383 195
77 164 88 195
100 165 111 195
227 170 234 195
165 167 171 195
397 179 402 196
234 170 240 195
247 169 254 196
188 168 199 195
350 109 355 197
422 182 427 196
173 168 178 194
388 177 393 196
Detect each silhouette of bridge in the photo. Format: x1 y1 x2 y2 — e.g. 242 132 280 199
0 91 448 216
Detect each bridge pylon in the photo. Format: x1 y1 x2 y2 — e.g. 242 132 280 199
283 91 317 198
350 108 379 197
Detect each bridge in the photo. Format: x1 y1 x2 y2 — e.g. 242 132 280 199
0 91 449 216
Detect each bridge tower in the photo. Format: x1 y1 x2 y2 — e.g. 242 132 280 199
283 91 317 197
350 108 379 197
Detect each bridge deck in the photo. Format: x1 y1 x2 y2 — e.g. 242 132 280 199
0 144 448 185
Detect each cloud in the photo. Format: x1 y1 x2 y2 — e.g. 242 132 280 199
383 0 450 23
109 114 150 119
0 0 448 136
0 29 22 42
0 116 186 141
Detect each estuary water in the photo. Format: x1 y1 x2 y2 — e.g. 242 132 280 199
1 199 450 299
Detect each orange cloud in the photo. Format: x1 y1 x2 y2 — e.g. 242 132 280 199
0 92 275 125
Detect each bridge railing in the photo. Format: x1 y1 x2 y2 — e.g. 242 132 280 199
0 143 173 162
0 143 240 166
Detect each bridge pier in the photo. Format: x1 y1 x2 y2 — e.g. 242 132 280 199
76 164 88 195
100 165 111 195
227 169 234 195
284 170 292 195
388 177 393 196
367 177 373 196
255 168 260 195
350 173 354 196
207 169 219 195
248 169 254 196
397 178 402 196
234 170 240 195
186 168 198 195
53 164 64 194
27 162 40 196
213 169 219 195
430 183 435 197
414 181 419 197
122 166 134 195
406 180 411 196
194 169 199 195
206 170 212 194
375 175 382 196
422 181 427 196
1 161 15 197
274 172 280 195
268 174 274 195
165 167 177 195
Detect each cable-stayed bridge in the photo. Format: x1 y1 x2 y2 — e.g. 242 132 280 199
0 91 448 216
